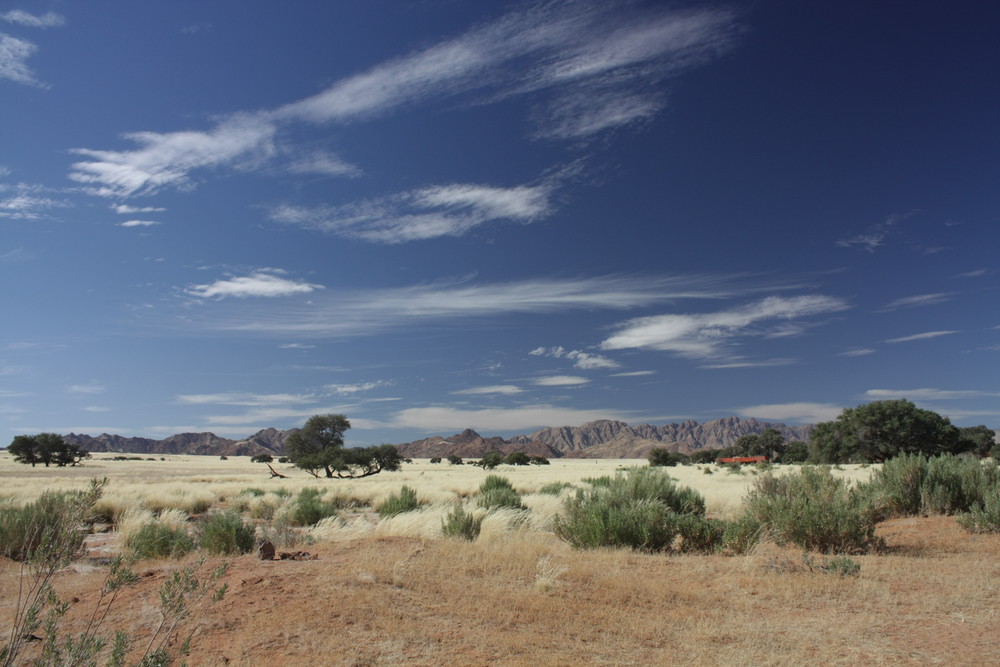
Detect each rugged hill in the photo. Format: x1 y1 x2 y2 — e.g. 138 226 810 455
509 417 811 457
394 428 559 459
58 417 812 459
396 417 812 460
62 428 295 458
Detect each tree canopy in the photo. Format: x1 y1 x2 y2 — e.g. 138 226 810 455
283 414 402 478
7 433 89 467
808 400 960 463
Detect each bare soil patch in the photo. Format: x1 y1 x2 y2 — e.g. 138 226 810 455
3 516 998 666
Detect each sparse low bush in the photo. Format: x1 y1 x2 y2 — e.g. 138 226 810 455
859 453 998 518
648 448 689 467
377 485 422 517
538 482 574 495
128 522 195 559
803 553 862 577
199 511 255 555
477 476 525 510
957 485 1000 533
744 466 881 554
441 505 482 541
0 488 93 561
429 457 442 464
554 467 718 552
287 487 342 527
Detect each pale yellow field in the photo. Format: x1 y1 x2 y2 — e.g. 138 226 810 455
0 451 874 522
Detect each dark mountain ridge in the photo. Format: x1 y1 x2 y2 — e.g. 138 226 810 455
56 417 812 459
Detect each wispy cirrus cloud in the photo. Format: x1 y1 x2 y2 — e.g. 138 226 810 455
166 273 782 338
600 295 850 359
113 204 166 214
325 381 391 396
176 392 317 406
529 345 620 369
840 347 876 357
885 330 958 344
836 211 914 252
878 292 955 312
865 388 1000 401
737 402 843 424
119 219 160 228
0 184 71 219
185 269 324 299
270 181 553 243
533 375 589 386
68 3 739 198
453 385 523 396
386 404 630 432
1 10 65 28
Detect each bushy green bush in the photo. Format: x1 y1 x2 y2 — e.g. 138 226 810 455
957 485 1000 533
553 467 718 552
718 514 765 555
199 511 255 555
0 489 93 561
744 466 881 554
287 487 342 526
128 522 195 559
377 485 421 517
859 453 998 517
441 505 482 541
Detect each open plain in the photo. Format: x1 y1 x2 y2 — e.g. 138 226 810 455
2 454 998 665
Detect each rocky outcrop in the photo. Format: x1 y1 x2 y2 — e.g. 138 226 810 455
394 429 559 459
62 428 295 457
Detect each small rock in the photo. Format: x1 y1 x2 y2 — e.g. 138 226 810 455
257 540 276 560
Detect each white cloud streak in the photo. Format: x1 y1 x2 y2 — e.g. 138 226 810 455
0 33 42 86
119 219 160 228
176 392 317 406
170 273 778 338
270 182 553 243
885 330 958 344
533 375 589 386
529 345 620 369
601 295 850 358
68 3 739 198
186 270 324 299
325 381 391 395
387 405 629 433
738 402 843 424
879 292 955 311
865 388 1000 401
453 385 524 395
1 11 65 28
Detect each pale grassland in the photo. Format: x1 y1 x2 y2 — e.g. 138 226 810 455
0 451 876 544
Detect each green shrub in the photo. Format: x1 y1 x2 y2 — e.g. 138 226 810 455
429 457 442 464
128 522 195 559
377 485 421 517
287 487 341 526
479 475 516 493
199 512 255 555
648 448 689 467
441 505 482 541
0 489 94 561
242 487 266 497
803 553 862 577
582 475 612 488
860 453 997 518
957 485 1000 533
538 482 574 495
553 468 716 552
477 487 526 510
718 514 766 555
743 466 881 554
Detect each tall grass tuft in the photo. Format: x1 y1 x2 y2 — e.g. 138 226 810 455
0 488 96 561
476 475 526 510
441 504 482 541
377 485 422 517
128 522 195 559
957 484 1000 533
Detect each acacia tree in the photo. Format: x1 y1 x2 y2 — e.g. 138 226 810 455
808 400 959 463
8 433 88 467
283 414 402 478
732 428 786 459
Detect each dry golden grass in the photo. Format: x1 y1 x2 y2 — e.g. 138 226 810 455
3 453 999 665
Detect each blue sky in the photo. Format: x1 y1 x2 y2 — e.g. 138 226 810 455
2 1 998 446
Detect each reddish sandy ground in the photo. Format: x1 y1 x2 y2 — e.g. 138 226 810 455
2 516 998 666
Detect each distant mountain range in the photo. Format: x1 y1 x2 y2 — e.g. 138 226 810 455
60 417 812 459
